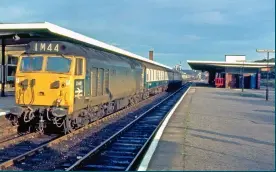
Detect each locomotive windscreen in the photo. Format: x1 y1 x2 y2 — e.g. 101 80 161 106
20 56 43 71
46 56 71 73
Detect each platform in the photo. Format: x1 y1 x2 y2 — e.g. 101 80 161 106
0 95 14 116
139 84 275 171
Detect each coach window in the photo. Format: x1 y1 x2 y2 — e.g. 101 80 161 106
75 58 83 75
146 69 149 81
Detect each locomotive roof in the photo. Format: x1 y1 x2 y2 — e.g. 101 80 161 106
0 22 173 71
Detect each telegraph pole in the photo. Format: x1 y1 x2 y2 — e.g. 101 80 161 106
242 60 244 92
237 60 246 92
256 49 275 101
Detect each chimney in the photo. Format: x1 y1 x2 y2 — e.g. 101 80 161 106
149 50 153 61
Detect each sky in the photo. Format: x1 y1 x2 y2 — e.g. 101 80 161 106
0 0 275 69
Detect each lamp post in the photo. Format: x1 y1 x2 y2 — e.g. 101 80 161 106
237 60 246 92
256 49 275 101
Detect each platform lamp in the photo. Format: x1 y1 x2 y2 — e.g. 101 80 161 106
256 49 275 101
237 60 246 92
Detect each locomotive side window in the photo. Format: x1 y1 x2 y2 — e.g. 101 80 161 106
91 67 98 97
75 58 83 75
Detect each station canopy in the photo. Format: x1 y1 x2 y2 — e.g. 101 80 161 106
0 22 172 70
187 60 275 71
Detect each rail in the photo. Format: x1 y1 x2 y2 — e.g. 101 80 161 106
0 87 169 170
65 82 191 171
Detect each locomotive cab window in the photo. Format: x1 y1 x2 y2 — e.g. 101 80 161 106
46 56 71 73
20 56 43 72
75 58 83 75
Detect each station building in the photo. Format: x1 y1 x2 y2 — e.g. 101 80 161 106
0 45 25 90
187 55 275 89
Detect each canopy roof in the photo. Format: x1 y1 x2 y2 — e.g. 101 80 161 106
0 22 172 70
187 60 275 71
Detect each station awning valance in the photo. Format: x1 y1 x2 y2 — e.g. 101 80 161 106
187 60 275 71
0 22 171 70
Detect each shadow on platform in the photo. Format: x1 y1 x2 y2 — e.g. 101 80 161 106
189 128 274 146
213 94 273 107
0 91 15 97
193 82 213 87
214 91 265 99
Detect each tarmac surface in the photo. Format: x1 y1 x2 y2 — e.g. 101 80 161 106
145 85 275 171
0 94 15 115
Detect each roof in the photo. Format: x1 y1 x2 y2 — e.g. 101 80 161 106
0 22 172 70
187 60 275 71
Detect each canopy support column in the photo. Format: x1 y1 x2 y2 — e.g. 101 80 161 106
1 38 5 97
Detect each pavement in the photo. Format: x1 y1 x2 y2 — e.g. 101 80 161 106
143 85 275 171
0 95 15 116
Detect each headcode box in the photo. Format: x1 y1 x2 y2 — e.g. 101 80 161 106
225 55 246 62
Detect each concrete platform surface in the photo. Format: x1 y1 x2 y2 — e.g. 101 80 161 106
0 96 15 115
146 86 275 171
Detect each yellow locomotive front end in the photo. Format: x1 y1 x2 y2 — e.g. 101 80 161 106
8 41 85 134
15 55 73 111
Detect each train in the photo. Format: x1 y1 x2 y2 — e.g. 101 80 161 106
7 41 182 134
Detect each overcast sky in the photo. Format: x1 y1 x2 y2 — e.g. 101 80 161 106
0 0 275 69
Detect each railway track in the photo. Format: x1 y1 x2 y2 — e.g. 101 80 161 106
0 133 59 168
0 126 18 142
0 87 171 171
64 83 191 171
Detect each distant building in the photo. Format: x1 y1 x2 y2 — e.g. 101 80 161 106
187 55 275 89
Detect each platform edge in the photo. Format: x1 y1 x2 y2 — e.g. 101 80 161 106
0 112 7 116
137 85 192 171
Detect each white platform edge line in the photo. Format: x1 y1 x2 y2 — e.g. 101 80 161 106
0 112 7 116
137 85 192 171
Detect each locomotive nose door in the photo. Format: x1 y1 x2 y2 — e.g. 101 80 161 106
73 57 86 111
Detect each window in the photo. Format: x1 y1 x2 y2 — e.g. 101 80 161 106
20 56 43 71
46 56 71 73
8 56 18 65
75 58 83 75
149 70 152 81
7 66 17 82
